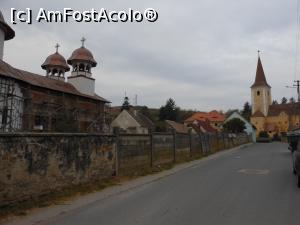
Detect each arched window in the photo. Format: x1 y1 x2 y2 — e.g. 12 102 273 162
257 91 260 96
52 69 58 76
86 65 91 73
79 64 85 71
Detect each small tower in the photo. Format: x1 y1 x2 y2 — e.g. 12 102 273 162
251 52 272 116
41 44 70 81
67 37 97 96
0 11 15 60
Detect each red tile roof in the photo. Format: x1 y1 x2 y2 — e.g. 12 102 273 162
166 120 189 134
265 122 277 132
0 59 109 102
267 103 300 117
189 120 217 134
251 57 271 88
185 110 225 123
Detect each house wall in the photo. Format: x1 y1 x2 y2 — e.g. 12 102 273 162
111 110 148 134
0 28 4 60
210 121 223 131
251 116 266 136
0 133 116 207
251 112 292 138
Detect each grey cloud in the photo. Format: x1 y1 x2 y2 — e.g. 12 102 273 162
1 0 298 110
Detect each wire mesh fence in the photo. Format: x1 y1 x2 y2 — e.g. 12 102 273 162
116 132 252 175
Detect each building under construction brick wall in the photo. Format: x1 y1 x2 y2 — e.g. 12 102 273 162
0 11 110 133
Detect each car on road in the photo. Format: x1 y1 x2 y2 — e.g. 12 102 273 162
288 131 300 187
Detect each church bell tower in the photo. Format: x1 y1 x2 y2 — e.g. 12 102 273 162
67 37 97 96
251 52 272 117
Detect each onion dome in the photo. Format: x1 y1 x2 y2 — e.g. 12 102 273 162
41 52 70 71
67 38 97 67
0 11 15 40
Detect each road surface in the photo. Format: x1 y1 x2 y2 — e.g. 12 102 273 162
5 142 300 225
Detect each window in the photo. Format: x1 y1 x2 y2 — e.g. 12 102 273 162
79 64 85 71
257 91 260 96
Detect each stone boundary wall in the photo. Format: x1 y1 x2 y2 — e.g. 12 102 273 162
0 133 116 207
0 132 251 207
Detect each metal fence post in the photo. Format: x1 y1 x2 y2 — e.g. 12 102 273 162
173 130 176 163
189 129 192 158
150 131 153 167
114 128 120 176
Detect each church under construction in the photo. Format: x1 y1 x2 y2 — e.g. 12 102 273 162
0 11 109 132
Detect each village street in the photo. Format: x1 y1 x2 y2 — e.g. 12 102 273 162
4 142 300 225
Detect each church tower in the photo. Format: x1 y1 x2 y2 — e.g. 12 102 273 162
67 37 97 96
251 53 272 116
41 44 70 81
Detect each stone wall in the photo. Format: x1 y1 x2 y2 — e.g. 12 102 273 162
0 133 116 207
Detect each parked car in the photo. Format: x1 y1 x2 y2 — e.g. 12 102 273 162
287 131 300 187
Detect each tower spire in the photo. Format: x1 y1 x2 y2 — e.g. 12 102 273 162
251 53 271 88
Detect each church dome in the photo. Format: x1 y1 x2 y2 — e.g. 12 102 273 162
67 46 97 67
0 11 15 40
41 52 70 71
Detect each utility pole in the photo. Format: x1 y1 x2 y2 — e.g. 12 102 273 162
294 80 300 102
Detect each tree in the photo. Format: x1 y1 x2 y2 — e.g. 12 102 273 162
272 100 278 105
289 97 296 103
281 97 288 104
121 96 130 111
241 102 251 121
159 98 179 121
223 118 246 133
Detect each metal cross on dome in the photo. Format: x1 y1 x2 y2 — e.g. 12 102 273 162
55 43 60 53
81 37 86 47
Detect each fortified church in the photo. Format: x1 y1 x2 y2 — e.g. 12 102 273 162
250 54 300 137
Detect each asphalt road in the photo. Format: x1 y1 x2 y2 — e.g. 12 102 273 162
7 142 300 225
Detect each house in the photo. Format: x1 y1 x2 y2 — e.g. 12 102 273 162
184 110 225 131
189 119 218 134
250 54 300 138
111 110 154 134
0 11 109 132
165 120 191 134
225 111 256 142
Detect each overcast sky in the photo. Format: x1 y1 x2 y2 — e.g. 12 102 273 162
1 0 299 111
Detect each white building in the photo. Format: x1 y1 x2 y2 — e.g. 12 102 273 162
225 111 256 142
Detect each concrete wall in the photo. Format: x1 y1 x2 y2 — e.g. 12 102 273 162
0 133 116 207
0 28 4 60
